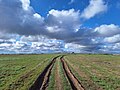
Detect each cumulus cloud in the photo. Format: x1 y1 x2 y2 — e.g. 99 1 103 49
104 34 120 43
0 0 120 54
65 43 86 53
81 0 107 19
0 0 45 35
0 0 81 39
46 9 80 33
43 9 86 41
21 0 30 11
94 24 120 37
0 0 86 53
86 24 120 53
100 43 120 54
21 35 64 53
0 34 65 54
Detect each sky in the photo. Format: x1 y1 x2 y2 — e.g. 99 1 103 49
0 0 120 54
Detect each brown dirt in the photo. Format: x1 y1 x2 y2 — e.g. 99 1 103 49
29 56 60 90
55 60 62 90
40 62 54 90
60 56 84 90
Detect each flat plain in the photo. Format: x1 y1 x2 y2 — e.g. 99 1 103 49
0 54 120 90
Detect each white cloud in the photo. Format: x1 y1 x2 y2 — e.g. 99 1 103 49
94 24 120 37
0 0 45 36
33 13 44 20
81 0 107 19
33 13 44 24
104 34 120 43
21 35 43 42
12 41 26 49
113 43 120 49
0 43 11 47
21 0 30 11
48 9 79 17
0 0 120 54
46 26 61 33
65 43 86 49
65 43 86 53
46 9 81 33
100 43 120 53
20 35 64 53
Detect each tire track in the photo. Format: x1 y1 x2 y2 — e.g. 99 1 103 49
60 56 84 90
29 56 59 90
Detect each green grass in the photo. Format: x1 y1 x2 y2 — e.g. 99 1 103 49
1 54 120 90
65 54 120 90
0 54 57 90
47 60 56 90
58 58 72 90
47 57 72 90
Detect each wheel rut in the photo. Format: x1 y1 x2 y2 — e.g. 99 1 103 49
60 56 84 90
29 56 59 90
29 55 84 90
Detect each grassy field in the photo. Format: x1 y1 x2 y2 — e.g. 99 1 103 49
47 57 71 90
0 54 56 90
65 54 120 90
0 54 120 90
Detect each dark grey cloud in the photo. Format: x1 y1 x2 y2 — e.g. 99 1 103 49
0 0 45 35
0 0 120 54
0 0 83 39
0 0 99 41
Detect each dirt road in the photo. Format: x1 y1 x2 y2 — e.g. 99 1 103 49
29 55 84 90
